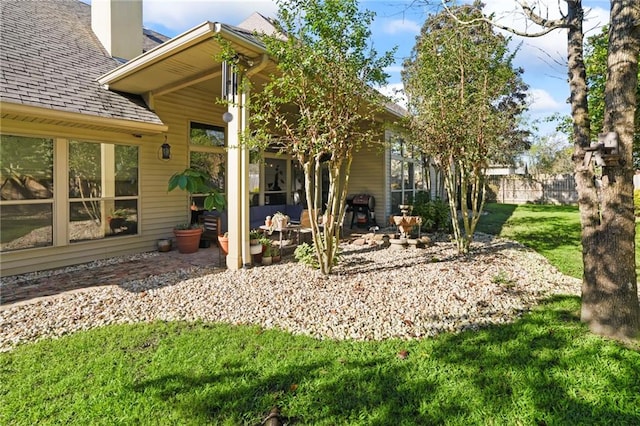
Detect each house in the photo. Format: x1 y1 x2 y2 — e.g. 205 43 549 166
0 0 424 276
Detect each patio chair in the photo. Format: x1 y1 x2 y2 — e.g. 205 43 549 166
201 214 223 265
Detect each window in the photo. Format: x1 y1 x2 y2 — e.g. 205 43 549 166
189 122 226 209
1 135 139 251
248 153 297 207
264 157 287 205
0 135 54 251
68 141 139 242
190 122 225 147
389 137 422 214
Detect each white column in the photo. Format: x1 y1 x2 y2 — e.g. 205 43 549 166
240 85 251 267
225 80 251 270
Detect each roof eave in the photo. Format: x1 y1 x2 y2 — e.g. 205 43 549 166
98 21 267 88
1 102 168 135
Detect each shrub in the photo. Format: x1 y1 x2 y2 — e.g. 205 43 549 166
294 243 319 268
412 192 450 232
634 189 640 217
294 240 341 269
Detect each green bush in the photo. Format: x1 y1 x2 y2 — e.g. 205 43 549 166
294 239 341 269
634 189 640 217
294 243 319 268
412 192 450 232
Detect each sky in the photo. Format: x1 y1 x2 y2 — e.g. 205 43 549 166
134 0 611 139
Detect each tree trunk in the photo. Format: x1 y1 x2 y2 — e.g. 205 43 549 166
567 0 640 340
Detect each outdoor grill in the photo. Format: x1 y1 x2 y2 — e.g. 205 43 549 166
348 194 376 229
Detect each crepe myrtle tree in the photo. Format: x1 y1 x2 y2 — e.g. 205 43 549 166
247 0 396 274
403 1 530 254
441 0 639 340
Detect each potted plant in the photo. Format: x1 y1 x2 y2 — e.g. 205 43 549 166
173 223 202 254
271 245 281 263
218 232 229 256
261 239 273 265
168 168 226 254
250 229 263 255
271 211 289 231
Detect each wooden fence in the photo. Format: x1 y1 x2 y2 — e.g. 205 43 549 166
486 174 578 205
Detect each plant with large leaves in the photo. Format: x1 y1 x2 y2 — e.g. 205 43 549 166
167 168 226 212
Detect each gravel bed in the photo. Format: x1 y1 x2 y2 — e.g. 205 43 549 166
0 234 581 352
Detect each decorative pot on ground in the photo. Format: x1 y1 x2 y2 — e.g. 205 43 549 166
173 226 203 254
261 238 273 265
218 233 229 256
272 246 281 263
157 238 172 252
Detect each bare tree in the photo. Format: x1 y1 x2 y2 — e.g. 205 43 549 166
443 0 639 340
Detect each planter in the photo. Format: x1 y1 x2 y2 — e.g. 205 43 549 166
250 244 263 255
218 234 229 255
262 256 273 266
173 228 203 254
272 254 281 263
157 238 172 252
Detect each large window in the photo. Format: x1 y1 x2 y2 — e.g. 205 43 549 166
389 137 423 214
1 135 139 252
68 141 139 242
189 122 226 209
0 135 54 251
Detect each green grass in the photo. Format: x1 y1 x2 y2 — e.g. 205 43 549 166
3 203 638 424
477 203 640 279
1 297 639 425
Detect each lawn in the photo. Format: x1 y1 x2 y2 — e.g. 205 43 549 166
477 203 640 279
2 203 639 425
1 297 639 425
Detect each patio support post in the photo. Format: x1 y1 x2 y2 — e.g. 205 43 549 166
225 74 250 270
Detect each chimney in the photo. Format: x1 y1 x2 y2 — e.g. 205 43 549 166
91 0 143 61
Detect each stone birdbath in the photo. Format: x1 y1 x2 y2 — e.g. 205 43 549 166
389 205 423 249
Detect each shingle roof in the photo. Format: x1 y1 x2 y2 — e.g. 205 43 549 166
0 0 163 125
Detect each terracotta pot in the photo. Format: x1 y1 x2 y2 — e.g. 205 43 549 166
218 234 229 255
173 228 203 254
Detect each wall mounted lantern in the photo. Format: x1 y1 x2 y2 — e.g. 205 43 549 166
161 135 171 160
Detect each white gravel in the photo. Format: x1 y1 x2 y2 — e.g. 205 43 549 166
0 234 581 352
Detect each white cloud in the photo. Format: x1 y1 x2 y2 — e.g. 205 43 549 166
382 18 421 35
377 83 407 108
384 65 404 74
144 0 278 35
528 88 563 112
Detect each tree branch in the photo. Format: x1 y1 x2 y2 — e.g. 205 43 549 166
439 0 572 38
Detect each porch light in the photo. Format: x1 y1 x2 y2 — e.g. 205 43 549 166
161 136 171 160
222 112 233 123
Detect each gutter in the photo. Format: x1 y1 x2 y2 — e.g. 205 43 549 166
1 102 167 134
